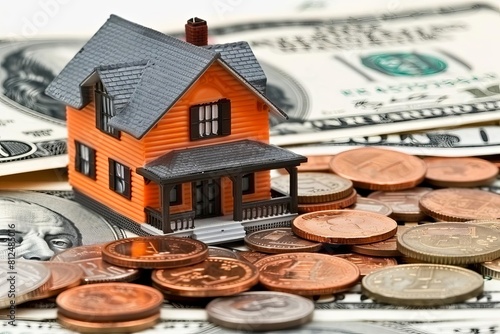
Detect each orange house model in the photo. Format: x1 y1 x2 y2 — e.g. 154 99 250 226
46 16 306 243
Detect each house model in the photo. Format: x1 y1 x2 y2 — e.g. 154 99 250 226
46 15 306 243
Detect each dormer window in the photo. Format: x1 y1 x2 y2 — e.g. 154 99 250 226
190 99 231 140
95 81 120 138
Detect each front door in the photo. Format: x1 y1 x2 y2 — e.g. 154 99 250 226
193 179 221 218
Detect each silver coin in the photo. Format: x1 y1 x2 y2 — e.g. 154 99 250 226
0 259 51 308
50 244 140 284
206 291 314 331
208 246 239 259
362 263 484 306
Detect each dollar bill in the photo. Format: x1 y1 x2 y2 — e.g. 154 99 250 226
0 40 85 176
286 125 500 157
207 3 500 146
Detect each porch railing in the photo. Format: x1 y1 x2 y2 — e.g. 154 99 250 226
144 207 195 233
241 197 292 221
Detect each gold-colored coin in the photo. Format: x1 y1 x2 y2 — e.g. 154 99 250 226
272 172 353 204
475 258 500 279
397 222 500 265
362 264 484 306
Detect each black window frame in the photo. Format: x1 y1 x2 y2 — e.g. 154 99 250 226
169 184 182 205
109 159 131 199
242 173 255 195
95 81 120 138
74 141 96 179
190 99 231 140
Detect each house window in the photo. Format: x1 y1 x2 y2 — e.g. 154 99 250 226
170 185 182 205
95 81 119 138
242 173 255 195
75 141 96 179
190 99 231 140
109 159 131 199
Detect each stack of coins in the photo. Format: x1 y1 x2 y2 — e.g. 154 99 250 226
271 172 357 213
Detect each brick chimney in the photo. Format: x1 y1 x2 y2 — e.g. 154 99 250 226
185 17 208 46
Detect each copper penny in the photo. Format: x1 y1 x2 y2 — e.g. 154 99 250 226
362 264 484 306
102 236 208 269
254 252 360 296
236 250 269 264
348 197 392 216
297 189 357 213
151 257 259 297
292 210 397 245
419 188 500 221
56 282 163 322
367 187 432 221
351 225 411 257
31 262 83 300
423 156 498 187
244 228 322 254
397 222 500 265
333 253 397 277
57 312 160 333
50 244 141 283
272 172 353 204
475 258 500 279
298 155 335 172
329 147 427 190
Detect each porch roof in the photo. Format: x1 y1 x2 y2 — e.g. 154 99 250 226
137 140 306 184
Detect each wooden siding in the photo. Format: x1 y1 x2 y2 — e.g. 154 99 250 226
69 60 273 225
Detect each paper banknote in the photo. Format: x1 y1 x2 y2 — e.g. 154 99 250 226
288 124 500 157
2 3 500 175
207 3 500 146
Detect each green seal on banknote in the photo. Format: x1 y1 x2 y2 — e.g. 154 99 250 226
361 53 447 76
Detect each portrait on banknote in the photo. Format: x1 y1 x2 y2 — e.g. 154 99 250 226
0 191 125 260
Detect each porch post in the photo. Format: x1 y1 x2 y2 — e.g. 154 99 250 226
286 166 298 213
231 174 243 221
160 184 173 233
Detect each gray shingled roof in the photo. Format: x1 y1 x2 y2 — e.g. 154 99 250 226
137 140 307 184
204 42 267 94
46 15 284 139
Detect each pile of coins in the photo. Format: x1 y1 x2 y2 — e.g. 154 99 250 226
3 146 500 331
271 172 357 212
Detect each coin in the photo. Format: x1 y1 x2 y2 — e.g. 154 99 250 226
152 257 259 297
244 228 322 254
297 189 357 213
206 291 314 331
350 225 410 257
254 252 360 296
419 188 500 221
423 156 498 187
292 210 397 245
236 250 269 264
56 282 164 322
0 260 51 308
57 312 160 333
475 258 500 279
367 187 432 221
362 264 484 306
397 222 500 264
208 246 239 259
50 244 141 283
271 172 353 204
348 197 392 216
333 253 398 277
31 262 83 300
102 236 208 269
329 147 427 190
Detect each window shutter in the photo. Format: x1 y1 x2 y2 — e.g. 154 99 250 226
123 166 132 199
108 158 115 191
220 99 231 136
75 141 82 173
190 106 201 140
89 147 96 180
